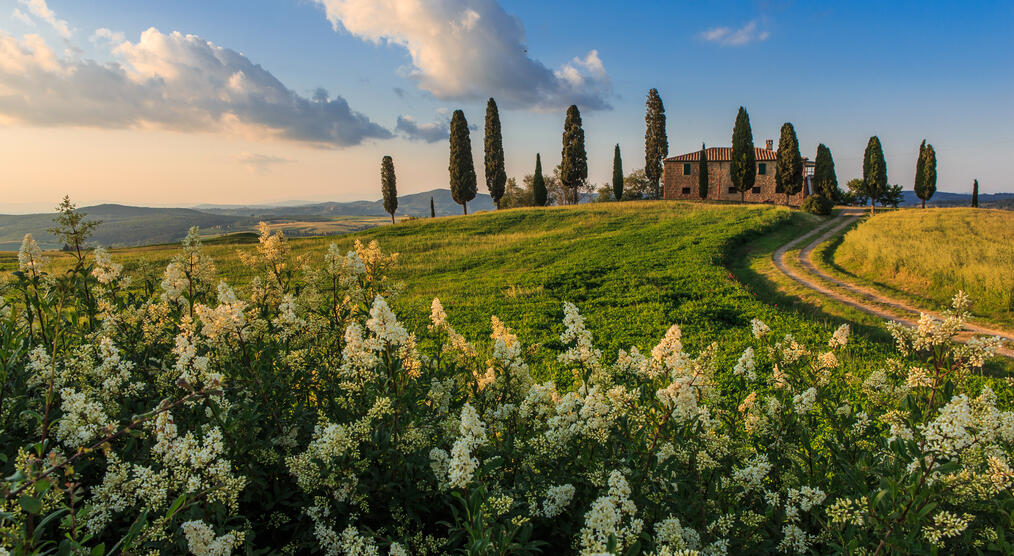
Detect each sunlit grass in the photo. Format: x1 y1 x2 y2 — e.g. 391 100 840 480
834 208 1014 327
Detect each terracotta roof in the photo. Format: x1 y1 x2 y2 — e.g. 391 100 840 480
665 147 778 162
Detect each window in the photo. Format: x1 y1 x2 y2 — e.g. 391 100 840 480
681 187 691 195
683 163 692 175
758 163 767 175
728 186 737 194
751 187 761 194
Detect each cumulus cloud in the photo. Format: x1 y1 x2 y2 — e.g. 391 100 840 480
698 20 770 46
313 0 612 110
237 152 293 174
18 0 71 38
0 27 391 147
395 115 448 143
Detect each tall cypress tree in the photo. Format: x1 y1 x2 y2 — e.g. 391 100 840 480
560 105 587 205
644 88 668 200
612 144 623 201
484 98 507 208
813 144 838 201
913 140 927 207
448 109 477 215
730 107 756 202
775 122 803 206
698 143 709 199
915 143 937 208
381 155 397 224
862 136 888 213
430 196 436 218
533 153 547 207
972 179 979 207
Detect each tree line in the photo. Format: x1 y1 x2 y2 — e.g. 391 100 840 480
376 91 982 222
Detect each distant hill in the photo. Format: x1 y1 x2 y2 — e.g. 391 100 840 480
899 190 1014 209
199 189 496 218
0 189 496 250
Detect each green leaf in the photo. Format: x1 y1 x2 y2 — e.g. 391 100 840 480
19 495 42 515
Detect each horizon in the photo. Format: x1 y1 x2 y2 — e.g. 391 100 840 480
1 0 1012 211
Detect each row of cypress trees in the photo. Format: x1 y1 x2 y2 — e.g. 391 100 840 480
380 93 958 221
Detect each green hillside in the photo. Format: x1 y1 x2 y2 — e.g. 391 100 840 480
33 201 904 382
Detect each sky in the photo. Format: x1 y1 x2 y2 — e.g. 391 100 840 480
0 0 1012 212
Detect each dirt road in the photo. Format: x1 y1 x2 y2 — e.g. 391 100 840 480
772 209 1014 358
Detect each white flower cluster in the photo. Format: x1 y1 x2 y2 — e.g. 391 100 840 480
55 387 113 448
731 453 771 493
653 515 701 552
446 403 487 488
91 247 124 285
538 483 576 518
195 282 250 344
828 324 850 349
919 388 1014 458
922 510 973 547
732 347 756 381
751 318 770 339
181 519 243 556
18 233 47 275
826 496 868 526
559 302 603 379
579 470 643 554
792 387 817 415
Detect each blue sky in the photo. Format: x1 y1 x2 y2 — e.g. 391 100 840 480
1 0 1011 210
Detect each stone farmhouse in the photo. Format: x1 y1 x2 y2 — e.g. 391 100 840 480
663 140 814 205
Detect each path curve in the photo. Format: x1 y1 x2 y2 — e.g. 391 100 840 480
772 209 1014 358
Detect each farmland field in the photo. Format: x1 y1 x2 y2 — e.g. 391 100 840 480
831 208 1014 328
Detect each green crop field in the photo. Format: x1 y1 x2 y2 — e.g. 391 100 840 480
831 208 1014 328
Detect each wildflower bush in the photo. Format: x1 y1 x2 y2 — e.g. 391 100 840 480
1 224 1012 555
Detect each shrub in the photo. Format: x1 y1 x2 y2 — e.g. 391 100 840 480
801 194 833 215
0 227 1010 554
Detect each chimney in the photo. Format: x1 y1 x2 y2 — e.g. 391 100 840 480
765 139 774 151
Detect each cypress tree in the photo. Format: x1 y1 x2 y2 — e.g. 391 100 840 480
484 98 507 208
698 143 709 199
730 107 756 202
916 143 937 208
644 88 668 199
914 140 927 207
430 196 435 218
560 105 587 205
775 122 803 205
533 153 547 207
972 179 979 207
862 136 888 213
381 155 397 224
813 144 838 201
448 109 477 215
612 144 623 201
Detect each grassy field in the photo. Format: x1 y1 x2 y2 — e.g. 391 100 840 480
4 201 917 383
831 208 1014 328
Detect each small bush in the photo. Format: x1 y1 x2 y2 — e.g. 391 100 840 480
801 194 833 215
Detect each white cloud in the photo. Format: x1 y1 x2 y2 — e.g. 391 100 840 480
0 27 391 147
11 8 35 27
313 0 612 110
90 27 125 45
237 152 293 174
18 0 71 39
395 114 448 143
699 20 770 46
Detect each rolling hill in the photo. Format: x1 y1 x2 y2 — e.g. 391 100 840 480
0 189 495 249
